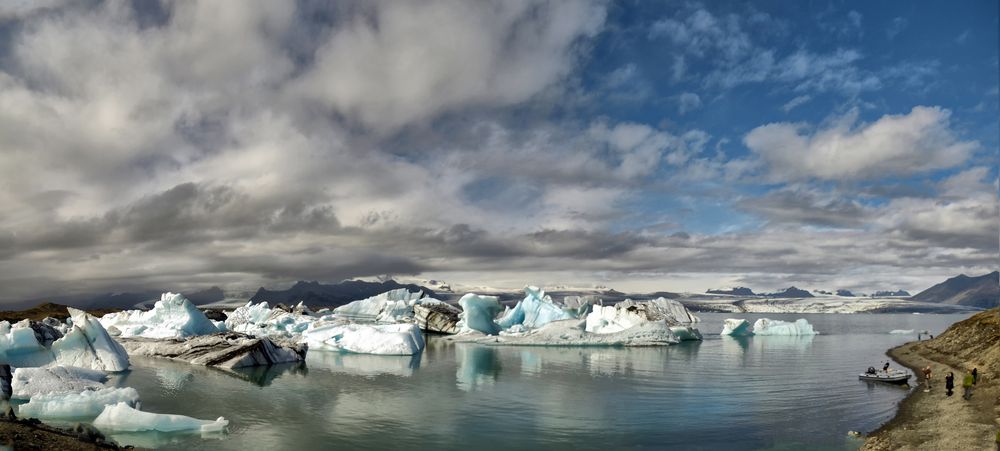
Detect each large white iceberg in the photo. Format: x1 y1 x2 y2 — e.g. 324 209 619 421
0 309 129 372
99 293 220 339
496 287 575 330
11 366 108 399
17 387 139 420
459 318 679 346
224 301 313 339
457 294 503 335
51 308 130 372
720 318 753 336
752 318 818 335
302 323 424 355
333 288 426 322
585 298 702 340
93 402 228 433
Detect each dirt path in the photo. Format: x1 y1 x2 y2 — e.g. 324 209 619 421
862 341 999 450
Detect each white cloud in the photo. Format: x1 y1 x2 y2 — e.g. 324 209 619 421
677 92 702 114
294 0 606 133
886 17 908 40
781 95 811 112
744 106 978 181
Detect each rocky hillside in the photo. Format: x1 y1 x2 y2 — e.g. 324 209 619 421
921 307 1000 375
911 271 999 308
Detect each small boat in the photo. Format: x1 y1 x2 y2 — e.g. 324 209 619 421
859 368 911 384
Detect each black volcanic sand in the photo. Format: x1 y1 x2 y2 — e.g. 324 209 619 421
0 417 131 450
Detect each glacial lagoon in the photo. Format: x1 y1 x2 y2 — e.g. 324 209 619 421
100 313 969 450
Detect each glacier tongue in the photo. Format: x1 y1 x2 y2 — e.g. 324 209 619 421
118 332 307 369
99 292 220 339
93 402 228 433
17 387 140 420
11 366 108 399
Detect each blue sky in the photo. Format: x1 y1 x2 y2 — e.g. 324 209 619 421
0 0 995 301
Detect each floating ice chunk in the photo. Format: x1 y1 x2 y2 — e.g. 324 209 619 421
17 387 139 419
669 326 703 341
119 333 307 368
224 302 313 339
333 289 425 322
93 402 228 433
464 318 679 346
720 318 753 336
457 294 503 335
752 318 817 336
51 308 130 372
303 323 424 355
99 293 220 339
0 321 55 367
889 329 914 334
11 366 108 399
496 287 575 331
585 298 701 339
413 303 461 334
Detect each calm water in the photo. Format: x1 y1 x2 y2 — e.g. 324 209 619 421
98 313 968 450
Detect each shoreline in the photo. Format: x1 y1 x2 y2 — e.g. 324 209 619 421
0 416 127 450
861 339 1000 451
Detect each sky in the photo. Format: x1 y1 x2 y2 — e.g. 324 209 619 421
0 0 996 302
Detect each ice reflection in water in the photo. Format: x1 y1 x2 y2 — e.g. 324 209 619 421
306 350 421 377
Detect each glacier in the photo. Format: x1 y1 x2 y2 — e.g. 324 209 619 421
302 323 424 355
11 366 108 399
752 318 818 336
99 293 220 339
720 318 753 336
93 402 229 433
17 387 140 420
457 294 504 335
0 308 129 372
119 332 307 368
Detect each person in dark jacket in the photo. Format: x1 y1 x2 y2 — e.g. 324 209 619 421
972 367 978 385
945 372 954 396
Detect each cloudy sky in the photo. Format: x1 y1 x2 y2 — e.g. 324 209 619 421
0 0 996 302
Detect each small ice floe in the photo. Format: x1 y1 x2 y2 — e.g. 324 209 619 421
751 318 818 335
17 387 140 420
93 402 228 433
720 318 753 336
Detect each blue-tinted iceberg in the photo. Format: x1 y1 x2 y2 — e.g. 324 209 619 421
17 387 140 420
11 366 108 399
457 294 503 335
93 402 228 433
99 293 220 339
0 320 56 367
752 318 818 335
51 308 130 372
496 287 574 330
720 318 753 336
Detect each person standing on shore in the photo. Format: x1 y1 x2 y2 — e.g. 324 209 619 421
972 367 978 385
962 370 974 400
945 372 954 396
922 365 932 391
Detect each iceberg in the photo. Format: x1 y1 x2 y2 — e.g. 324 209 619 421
333 288 425 322
496 287 575 330
302 323 424 355
412 302 461 334
17 387 139 419
457 294 503 335
224 301 313 339
51 308 130 372
585 298 702 339
473 318 679 346
752 318 818 336
889 329 914 335
11 366 108 399
99 293 220 339
118 332 307 369
93 402 228 433
1 309 129 372
720 318 753 336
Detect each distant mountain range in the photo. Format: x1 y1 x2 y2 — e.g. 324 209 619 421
10 287 225 311
765 286 814 298
910 271 999 308
249 280 437 307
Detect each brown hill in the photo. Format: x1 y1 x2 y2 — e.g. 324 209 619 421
0 303 120 323
919 307 1000 376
